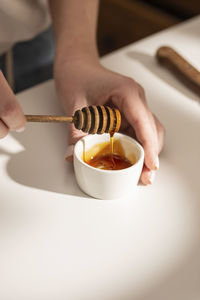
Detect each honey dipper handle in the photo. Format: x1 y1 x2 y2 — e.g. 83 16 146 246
25 115 73 123
156 46 200 93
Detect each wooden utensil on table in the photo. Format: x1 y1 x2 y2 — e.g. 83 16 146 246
26 105 121 135
156 46 200 95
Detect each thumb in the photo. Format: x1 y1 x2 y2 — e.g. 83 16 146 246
61 95 88 162
65 123 87 162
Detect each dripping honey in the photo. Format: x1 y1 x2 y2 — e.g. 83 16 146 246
83 135 136 170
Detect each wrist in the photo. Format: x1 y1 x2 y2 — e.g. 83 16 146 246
54 44 98 64
54 50 99 80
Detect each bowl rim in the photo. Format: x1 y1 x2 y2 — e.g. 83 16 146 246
74 133 144 174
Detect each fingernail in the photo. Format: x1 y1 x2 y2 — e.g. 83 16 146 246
65 145 74 160
154 156 159 170
16 126 25 133
147 171 156 185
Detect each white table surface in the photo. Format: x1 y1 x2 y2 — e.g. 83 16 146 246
1 16 200 300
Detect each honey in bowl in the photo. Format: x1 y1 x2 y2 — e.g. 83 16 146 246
86 153 132 170
83 137 136 170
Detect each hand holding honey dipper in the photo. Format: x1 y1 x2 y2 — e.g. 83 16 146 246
54 61 165 185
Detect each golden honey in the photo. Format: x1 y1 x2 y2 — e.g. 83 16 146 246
84 136 136 170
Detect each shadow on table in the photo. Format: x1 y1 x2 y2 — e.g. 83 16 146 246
1 125 89 199
126 51 200 103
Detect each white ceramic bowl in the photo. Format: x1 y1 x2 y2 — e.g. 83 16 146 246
74 133 144 199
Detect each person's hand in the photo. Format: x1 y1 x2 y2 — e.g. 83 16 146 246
0 70 26 138
54 58 165 185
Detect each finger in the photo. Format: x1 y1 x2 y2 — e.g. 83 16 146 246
65 124 87 162
154 115 165 154
111 82 159 171
64 98 87 162
124 98 159 171
0 119 9 139
140 164 156 185
0 71 26 131
61 96 88 162
65 144 74 162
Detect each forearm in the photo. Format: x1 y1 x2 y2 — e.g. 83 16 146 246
48 0 99 64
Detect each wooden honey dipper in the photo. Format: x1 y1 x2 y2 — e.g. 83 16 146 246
25 105 121 134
